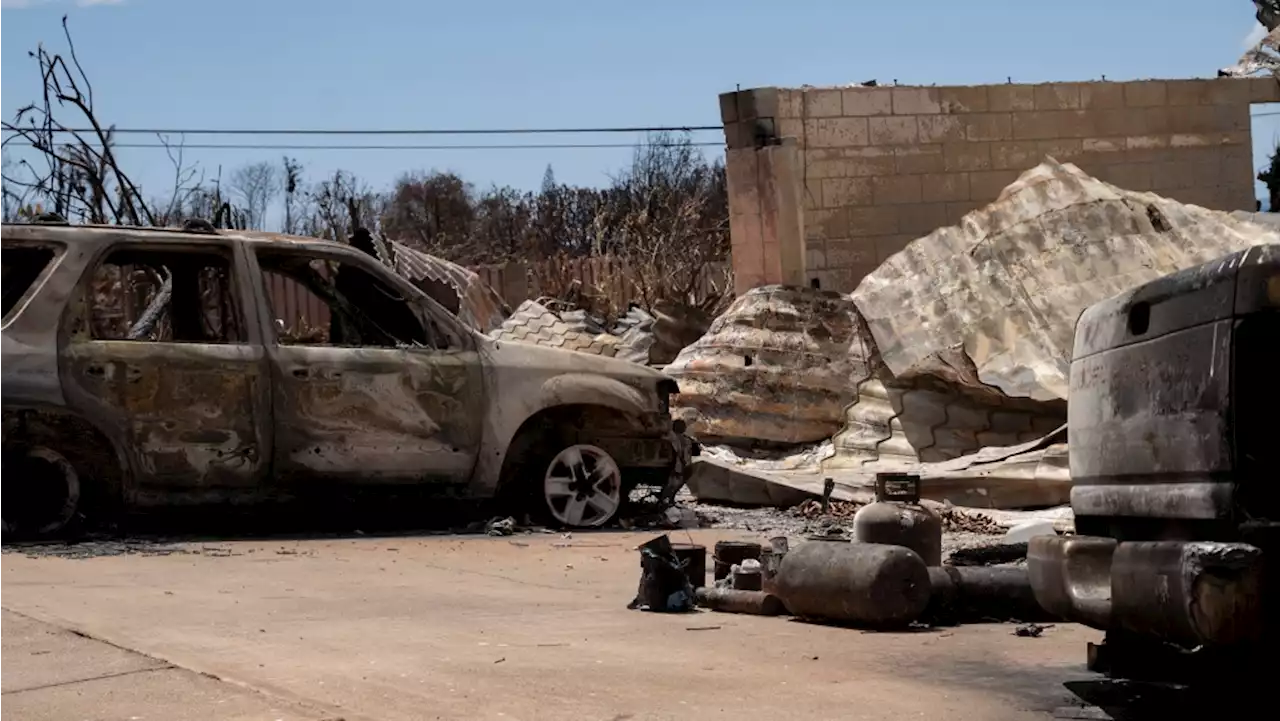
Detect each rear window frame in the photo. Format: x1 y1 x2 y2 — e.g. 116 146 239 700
2 239 66 329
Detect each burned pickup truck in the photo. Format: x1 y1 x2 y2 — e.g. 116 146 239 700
2 219 693 537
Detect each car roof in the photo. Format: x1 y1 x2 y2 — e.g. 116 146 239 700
1 222 356 252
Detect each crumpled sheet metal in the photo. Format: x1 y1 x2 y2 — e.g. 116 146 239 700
663 285 876 444
827 369 1065 469
687 426 1071 511
1220 24 1280 77
851 159 1280 403
489 299 623 357
382 240 511 334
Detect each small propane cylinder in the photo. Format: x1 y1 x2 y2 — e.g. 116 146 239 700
771 539 931 626
853 472 943 566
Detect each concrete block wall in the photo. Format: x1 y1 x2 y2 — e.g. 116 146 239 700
720 77 1280 294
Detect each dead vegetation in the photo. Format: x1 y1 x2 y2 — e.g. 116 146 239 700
2 17 731 324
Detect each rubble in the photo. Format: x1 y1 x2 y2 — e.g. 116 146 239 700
675 160 1278 519
663 286 871 445
487 298 713 365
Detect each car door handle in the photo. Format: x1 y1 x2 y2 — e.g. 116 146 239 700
291 368 310 379
85 364 107 378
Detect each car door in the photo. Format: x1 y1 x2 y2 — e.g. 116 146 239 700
61 240 271 497
250 244 484 488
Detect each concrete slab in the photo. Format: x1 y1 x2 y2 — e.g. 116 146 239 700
2 610 325 721
1 609 168 693
2 531 1104 720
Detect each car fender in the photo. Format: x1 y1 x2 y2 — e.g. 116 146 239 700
536 372 651 418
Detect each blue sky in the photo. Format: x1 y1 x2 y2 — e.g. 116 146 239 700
2 0 1277 207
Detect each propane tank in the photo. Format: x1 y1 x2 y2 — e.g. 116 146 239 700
853 472 943 566
771 539 931 626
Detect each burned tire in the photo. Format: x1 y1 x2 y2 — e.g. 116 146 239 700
539 444 624 529
2 445 84 540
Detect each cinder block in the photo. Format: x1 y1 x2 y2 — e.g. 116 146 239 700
944 143 992 171
1083 137 1127 154
828 264 880 292
1216 103 1251 131
965 113 1014 142
1206 78 1251 106
761 239 784 281
990 141 1043 170
1168 133 1222 148
945 201 984 225
918 114 966 143
1126 135 1169 150
806 208 848 240
719 92 740 123
803 177 823 209
892 87 942 115
869 116 920 144
895 145 945 174
847 206 900 236
778 90 804 118
1041 139 1081 163
1166 80 1211 106
1143 108 1172 135
988 84 1036 112
804 117 869 147
939 86 990 114
1100 163 1153 191
873 235 920 263
777 118 804 141
824 238 877 266
1124 81 1168 107
806 246 828 271
1012 111 1059 140
896 203 948 235
969 169 1022 200
921 172 972 202
802 89 844 117
1092 109 1145 137
1034 83 1082 110
1080 83 1125 109
820 177 873 207
842 87 893 116
841 146 897 176
1248 76 1280 103
730 212 763 250
1149 161 1197 191
726 149 760 216
872 174 923 205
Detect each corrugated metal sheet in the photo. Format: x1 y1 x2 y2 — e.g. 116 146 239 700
850 159 1280 403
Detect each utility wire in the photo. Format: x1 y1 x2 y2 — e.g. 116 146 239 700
1 140 725 151
0 125 723 137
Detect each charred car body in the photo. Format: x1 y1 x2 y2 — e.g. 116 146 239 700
1029 243 1279 680
2 220 694 536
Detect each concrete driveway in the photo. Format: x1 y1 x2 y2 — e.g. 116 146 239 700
3 530 1105 720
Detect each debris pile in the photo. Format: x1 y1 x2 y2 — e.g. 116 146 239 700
664 286 873 445
487 298 713 365
677 159 1279 513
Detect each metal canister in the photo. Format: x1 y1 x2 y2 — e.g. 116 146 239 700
771 539 931 626
713 541 762 581
695 587 786 616
853 473 943 566
670 543 707 589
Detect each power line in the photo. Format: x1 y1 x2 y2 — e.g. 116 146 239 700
1 140 725 151
0 124 723 137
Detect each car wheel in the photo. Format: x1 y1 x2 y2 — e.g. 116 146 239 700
1 445 84 539
541 444 623 529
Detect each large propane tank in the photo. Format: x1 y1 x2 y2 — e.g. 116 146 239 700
853 472 943 566
771 539 931 626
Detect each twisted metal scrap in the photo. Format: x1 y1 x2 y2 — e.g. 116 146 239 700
1221 3 1280 76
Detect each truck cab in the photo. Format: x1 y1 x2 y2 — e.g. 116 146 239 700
1028 243 1280 679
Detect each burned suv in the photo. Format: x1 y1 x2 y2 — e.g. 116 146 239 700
2 219 692 536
